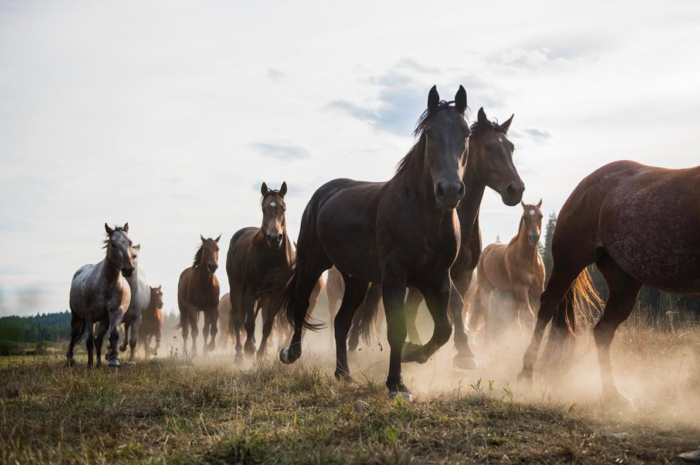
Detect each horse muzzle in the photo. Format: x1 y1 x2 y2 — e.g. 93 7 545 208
528 234 540 246
435 180 465 211
121 267 134 278
207 263 218 273
501 182 525 207
266 234 283 249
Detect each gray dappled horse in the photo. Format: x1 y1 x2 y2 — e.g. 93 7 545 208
68 223 136 368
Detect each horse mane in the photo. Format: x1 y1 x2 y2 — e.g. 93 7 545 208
394 101 467 190
469 119 507 138
193 243 204 266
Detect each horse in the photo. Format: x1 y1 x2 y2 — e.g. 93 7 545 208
177 235 221 355
280 86 489 400
68 223 136 368
352 107 526 369
218 292 232 349
139 285 164 359
470 201 545 336
119 243 152 364
326 266 383 350
226 182 322 362
519 160 700 409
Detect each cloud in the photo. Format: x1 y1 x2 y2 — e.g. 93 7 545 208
250 141 310 161
511 127 553 142
267 68 287 83
395 58 439 74
489 34 610 70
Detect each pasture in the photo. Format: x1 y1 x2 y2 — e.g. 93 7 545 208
2 310 699 464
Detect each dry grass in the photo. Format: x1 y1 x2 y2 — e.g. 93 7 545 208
1 324 699 465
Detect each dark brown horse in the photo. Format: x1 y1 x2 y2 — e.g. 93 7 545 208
139 285 164 359
354 108 526 369
226 182 323 362
519 160 700 409
280 86 476 400
177 235 221 355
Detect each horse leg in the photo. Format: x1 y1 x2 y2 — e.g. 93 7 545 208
471 281 493 346
107 306 125 367
382 260 411 400
179 301 190 356
257 303 276 360
119 318 129 353
202 312 211 354
402 273 452 364
66 312 84 366
450 281 478 370
189 311 199 356
594 255 641 409
328 295 338 348
85 316 95 368
243 290 258 357
142 333 150 361
154 327 161 356
95 321 109 368
128 314 142 364
334 276 370 381
511 285 532 332
208 309 218 353
404 288 424 345
347 304 363 352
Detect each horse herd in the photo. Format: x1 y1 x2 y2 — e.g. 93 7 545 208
68 85 700 409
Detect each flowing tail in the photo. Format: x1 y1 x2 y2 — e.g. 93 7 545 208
541 267 603 373
282 267 325 331
353 284 382 344
71 312 88 344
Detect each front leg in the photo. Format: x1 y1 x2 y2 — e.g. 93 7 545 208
404 288 424 345
449 281 478 370
128 314 142 364
402 273 453 364
243 290 258 356
107 307 125 367
207 310 218 352
94 321 109 368
382 261 411 401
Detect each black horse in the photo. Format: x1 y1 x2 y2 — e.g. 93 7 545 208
280 86 472 400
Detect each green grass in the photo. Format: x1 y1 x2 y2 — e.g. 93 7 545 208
1 352 699 464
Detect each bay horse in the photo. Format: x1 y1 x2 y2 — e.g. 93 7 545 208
119 244 152 364
177 235 221 355
353 107 526 369
280 86 479 400
227 182 323 362
519 160 700 409
470 201 545 335
68 223 136 368
139 285 164 359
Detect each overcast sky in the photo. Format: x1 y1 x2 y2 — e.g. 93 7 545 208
1 0 699 316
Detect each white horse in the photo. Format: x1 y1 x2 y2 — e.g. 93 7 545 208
119 244 152 364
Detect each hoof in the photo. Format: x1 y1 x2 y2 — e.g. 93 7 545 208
678 450 700 463
279 348 294 365
603 392 636 413
65 358 75 367
127 361 136 366
108 359 120 368
334 371 355 384
454 355 479 370
401 342 423 363
119 345 127 353
234 352 244 365
388 390 413 403
517 370 533 385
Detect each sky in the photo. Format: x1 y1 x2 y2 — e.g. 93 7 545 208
1 0 699 316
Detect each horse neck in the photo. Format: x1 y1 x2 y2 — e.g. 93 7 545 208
193 262 215 287
392 137 435 208
457 148 486 236
100 250 121 284
510 219 538 262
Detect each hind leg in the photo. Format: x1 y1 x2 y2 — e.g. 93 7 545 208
243 290 258 356
95 321 109 368
594 255 641 409
119 318 130 353
449 281 478 370
328 296 339 347
207 309 218 353
128 315 142 364
189 311 199 356
66 312 84 366
404 288 424 345
334 276 370 380
85 316 95 368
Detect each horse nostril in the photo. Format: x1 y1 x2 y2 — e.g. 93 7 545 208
457 182 465 198
436 182 445 198
506 184 517 197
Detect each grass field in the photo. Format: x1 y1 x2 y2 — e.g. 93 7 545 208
1 319 699 464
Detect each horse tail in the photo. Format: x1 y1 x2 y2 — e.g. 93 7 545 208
541 267 602 372
281 266 325 331
357 285 381 344
71 311 87 344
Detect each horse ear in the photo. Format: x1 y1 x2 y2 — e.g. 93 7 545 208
427 85 439 113
123 223 129 233
105 223 114 236
521 200 526 208
537 199 543 209
279 182 287 197
500 114 514 133
261 182 269 197
132 244 141 251
454 85 467 115
158 284 162 290
478 107 491 130
215 234 221 243
200 234 206 243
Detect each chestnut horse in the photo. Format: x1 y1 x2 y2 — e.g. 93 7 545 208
177 235 221 355
226 182 323 362
519 160 700 409
139 285 164 359
352 107 526 369
281 86 476 400
470 201 545 334
68 223 136 368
